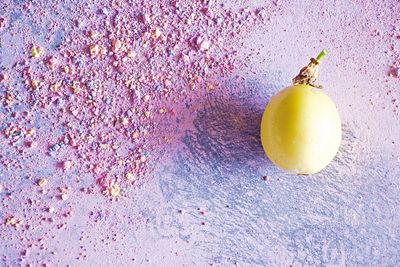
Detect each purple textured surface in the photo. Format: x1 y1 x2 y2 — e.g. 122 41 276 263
1 0 400 266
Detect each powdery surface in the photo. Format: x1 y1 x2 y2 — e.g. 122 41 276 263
1 0 400 266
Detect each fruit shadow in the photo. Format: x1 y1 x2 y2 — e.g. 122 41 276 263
176 86 276 181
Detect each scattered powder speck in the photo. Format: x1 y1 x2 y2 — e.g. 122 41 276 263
37 178 48 187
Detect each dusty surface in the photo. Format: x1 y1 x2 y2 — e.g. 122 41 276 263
1 0 400 266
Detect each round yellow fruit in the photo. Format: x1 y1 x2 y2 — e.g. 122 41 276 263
260 84 341 174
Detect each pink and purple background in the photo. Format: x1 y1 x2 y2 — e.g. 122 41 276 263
1 0 400 266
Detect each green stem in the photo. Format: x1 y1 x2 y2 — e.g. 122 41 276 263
316 49 328 62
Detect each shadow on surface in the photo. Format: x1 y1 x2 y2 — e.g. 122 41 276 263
187 97 263 159
157 77 281 204
179 89 275 183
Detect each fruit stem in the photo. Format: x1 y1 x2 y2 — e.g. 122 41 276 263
316 49 328 62
292 50 328 88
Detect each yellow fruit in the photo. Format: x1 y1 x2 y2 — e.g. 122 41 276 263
260 50 341 174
